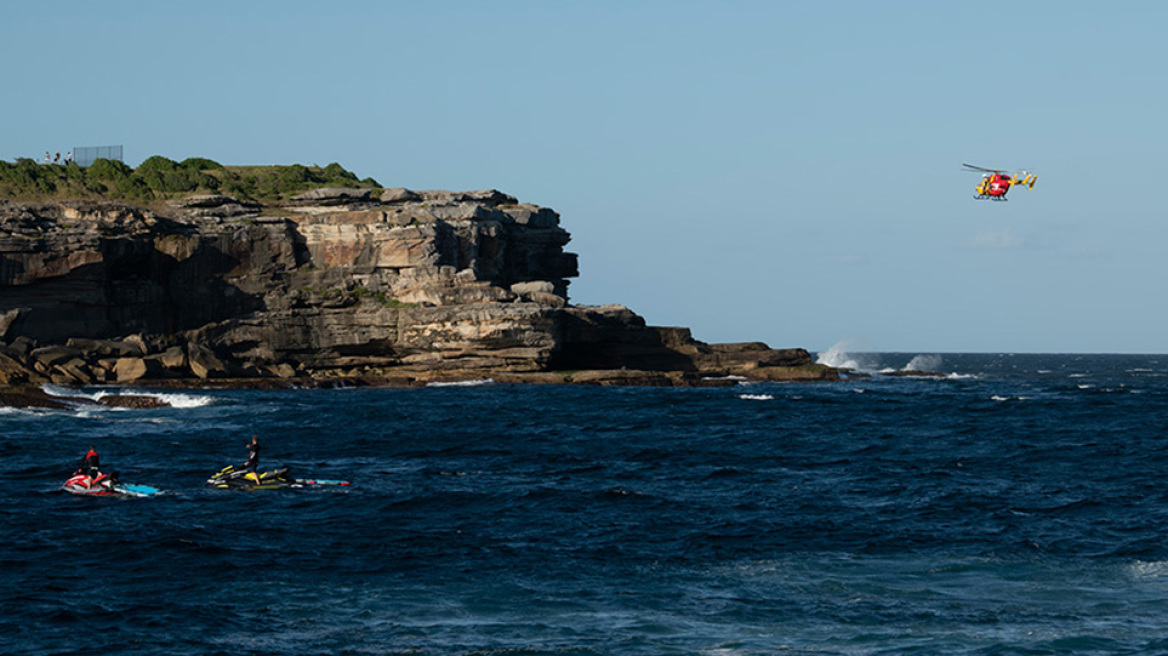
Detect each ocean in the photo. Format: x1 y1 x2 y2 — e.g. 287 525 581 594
4 353 1168 655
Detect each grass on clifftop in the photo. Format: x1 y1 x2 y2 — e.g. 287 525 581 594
0 156 380 205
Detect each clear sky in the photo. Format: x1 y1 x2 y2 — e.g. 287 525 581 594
3 1 1165 354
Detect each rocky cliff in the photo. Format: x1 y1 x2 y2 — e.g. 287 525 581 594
0 187 835 387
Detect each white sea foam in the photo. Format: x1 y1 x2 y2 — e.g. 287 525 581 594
427 379 495 388
93 389 215 409
147 392 216 408
816 341 953 379
739 394 774 401
904 354 942 372
816 339 880 372
36 385 121 412
39 384 215 409
40 384 102 400
1129 560 1168 580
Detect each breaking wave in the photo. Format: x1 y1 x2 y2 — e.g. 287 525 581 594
1129 560 1168 580
38 384 215 409
816 339 880 372
904 354 942 372
39 384 99 400
132 392 216 408
818 342 958 378
427 379 495 388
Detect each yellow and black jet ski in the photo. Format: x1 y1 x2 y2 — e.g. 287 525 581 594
206 464 350 490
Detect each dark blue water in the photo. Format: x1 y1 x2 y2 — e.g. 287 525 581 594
5 353 1168 655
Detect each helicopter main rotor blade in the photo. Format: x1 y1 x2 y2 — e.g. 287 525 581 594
962 163 1003 173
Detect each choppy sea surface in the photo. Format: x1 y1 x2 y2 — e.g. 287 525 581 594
5 353 1168 655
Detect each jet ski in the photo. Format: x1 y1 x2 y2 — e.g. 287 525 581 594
206 464 350 490
61 472 161 497
206 464 296 490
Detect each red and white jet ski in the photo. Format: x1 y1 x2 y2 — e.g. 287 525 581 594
61 472 160 497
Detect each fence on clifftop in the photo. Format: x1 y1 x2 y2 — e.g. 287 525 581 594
73 145 124 167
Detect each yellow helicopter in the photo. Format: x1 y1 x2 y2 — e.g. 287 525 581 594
963 163 1037 201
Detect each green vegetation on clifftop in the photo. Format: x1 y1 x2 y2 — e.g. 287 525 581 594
0 156 380 205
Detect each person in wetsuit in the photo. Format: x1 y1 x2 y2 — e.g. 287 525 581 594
243 435 260 483
82 446 101 478
79 446 106 489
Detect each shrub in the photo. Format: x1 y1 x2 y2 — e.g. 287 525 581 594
252 165 308 199
133 156 223 194
87 158 133 181
180 157 222 170
136 168 202 193
219 173 257 200
322 162 358 182
112 176 152 200
136 156 181 173
0 159 57 194
0 154 378 202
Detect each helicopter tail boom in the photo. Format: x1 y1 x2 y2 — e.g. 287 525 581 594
1013 172 1037 189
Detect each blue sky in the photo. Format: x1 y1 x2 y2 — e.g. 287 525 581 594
4 1 1166 353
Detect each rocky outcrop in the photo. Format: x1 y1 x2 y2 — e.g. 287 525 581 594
0 190 836 387
0 386 171 409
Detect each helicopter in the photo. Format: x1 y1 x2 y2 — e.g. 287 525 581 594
962 163 1036 201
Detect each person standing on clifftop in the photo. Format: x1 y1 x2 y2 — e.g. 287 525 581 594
243 435 261 483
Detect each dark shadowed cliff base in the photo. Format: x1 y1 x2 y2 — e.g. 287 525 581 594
0 167 836 400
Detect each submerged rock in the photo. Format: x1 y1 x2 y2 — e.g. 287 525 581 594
97 394 170 409
884 370 948 378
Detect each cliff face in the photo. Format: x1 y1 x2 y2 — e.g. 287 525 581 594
0 189 834 386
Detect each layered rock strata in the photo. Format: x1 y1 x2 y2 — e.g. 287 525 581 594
0 189 835 387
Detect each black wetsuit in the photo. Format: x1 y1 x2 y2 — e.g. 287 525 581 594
245 439 260 477
83 450 100 478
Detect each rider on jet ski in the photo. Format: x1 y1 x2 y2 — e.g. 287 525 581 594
244 435 261 484
77 446 116 489
82 446 100 477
